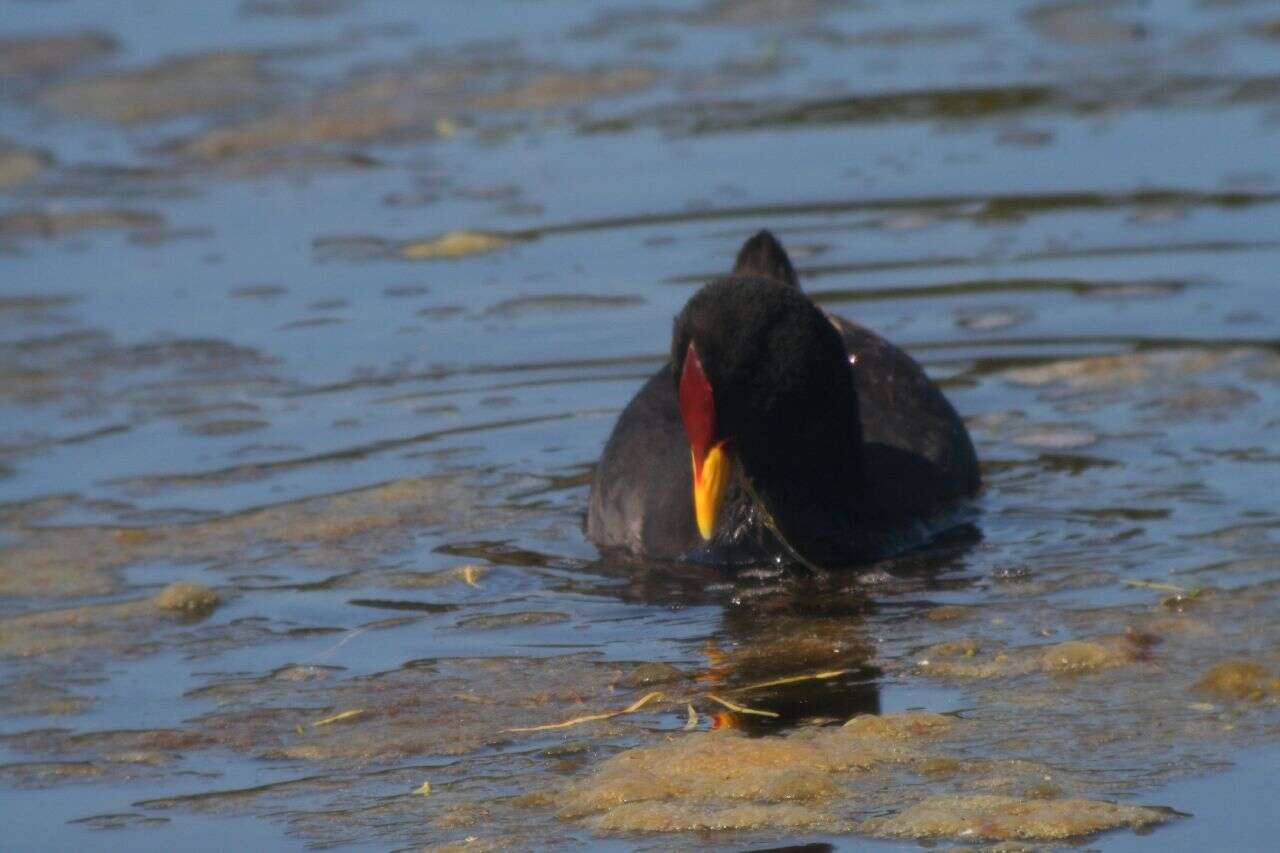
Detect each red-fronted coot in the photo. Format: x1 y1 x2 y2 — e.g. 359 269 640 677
586 231 979 568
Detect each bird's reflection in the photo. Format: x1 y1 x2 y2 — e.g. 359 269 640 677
576 523 983 733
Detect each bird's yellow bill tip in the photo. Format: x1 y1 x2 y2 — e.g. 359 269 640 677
692 443 729 541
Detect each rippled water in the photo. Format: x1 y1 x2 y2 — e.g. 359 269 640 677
2 1 1279 850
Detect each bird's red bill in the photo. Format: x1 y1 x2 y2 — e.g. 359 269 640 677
679 343 729 540
679 343 715 481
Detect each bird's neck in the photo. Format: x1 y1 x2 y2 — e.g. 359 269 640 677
737 414 874 568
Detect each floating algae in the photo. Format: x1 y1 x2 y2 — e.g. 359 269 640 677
619 661 687 688
0 208 164 238
470 67 655 110
556 711 953 828
9 522 1278 845
69 812 171 830
455 611 569 631
1195 660 1280 702
1038 638 1135 674
185 655 653 763
401 230 511 260
862 794 1175 841
0 31 116 76
1002 349 1241 392
1010 427 1098 450
0 472 511 601
595 801 840 833
0 141 49 189
0 680 90 717
916 635 1141 678
842 711 953 740
174 54 655 163
0 761 105 787
41 52 273 123
0 597 171 657
153 582 220 616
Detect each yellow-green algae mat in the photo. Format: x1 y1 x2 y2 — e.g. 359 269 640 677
546 712 1174 837
6 535 1280 847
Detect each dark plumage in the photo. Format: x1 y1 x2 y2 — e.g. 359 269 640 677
586 230 979 568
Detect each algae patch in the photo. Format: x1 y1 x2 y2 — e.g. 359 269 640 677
153 583 220 616
401 230 511 260
0 209 164 238
556 711 953 831
0 472 505 601
595 801 839 833
1196 660 1280 702
41 52 273 123
0 680 91 717
0 31 116 77
0 142 49 190
1003 349 1240 392
863 794 1175 841
0 598 165 658
173 55 655 163
916 635 1141 679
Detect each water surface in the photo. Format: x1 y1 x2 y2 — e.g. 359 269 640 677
2 0 1279 849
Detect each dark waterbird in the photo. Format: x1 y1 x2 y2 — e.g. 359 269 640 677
587 230 979 569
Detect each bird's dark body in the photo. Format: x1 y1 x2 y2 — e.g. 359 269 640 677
586 232 979 568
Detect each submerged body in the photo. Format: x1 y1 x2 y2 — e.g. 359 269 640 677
587 231 979 568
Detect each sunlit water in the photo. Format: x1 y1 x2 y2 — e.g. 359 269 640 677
1 0 1278 849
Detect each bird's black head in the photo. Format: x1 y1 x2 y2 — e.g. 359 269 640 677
670 232 864 555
